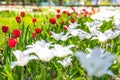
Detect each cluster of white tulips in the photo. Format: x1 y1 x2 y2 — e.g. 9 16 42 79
11 40 74 68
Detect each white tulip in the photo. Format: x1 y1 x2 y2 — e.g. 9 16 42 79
57 56 72 67
75 47 115 77
11 50 38 68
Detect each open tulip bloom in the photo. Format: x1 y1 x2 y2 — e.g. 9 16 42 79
11 50 38 68
92 29 120 42
52 44 74 58
51 31 71 41
57 56 72 68
75 47 115 78
26 40 54 62
26 40 74 61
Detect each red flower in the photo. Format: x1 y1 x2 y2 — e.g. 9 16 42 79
49 31 52 35
63 11 67 14
62 20 64 24
8 38 17 48
32 32 36 40
35 28 41 34
71 18 75 23
66 12 71 16
56 14 61 18
15 16 21 23
32 18 37 23
12 29 21 38
84 11 89 17
2 26 8 33
56 9 60 13
49 18 56 24
63 25 68 30
20 12 25 17
71 7 75 12
82 9 86 12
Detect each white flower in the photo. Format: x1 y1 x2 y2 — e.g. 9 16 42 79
78 30 92 40
52 44 74 58
11 50 38 68
68 22 79 29
68 29 81 37
92 29 120 42
26 40 54 62
57 56 72 67
75 47 115 77
92 31 108 42
51 31 71 41
104 29 120 39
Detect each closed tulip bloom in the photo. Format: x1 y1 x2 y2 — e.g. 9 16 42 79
56 9 60 13
8 38 17 48
63 25 68 30
20 12 25 17
49 18 56 24
32 18 37 23
2 26 8 33
35 28 41 34
12 29 21 38
56 14 61 18
32 32 36 40
71 18 75 23
15 16 21 23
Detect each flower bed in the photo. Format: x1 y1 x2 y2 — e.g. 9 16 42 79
0 6 120 80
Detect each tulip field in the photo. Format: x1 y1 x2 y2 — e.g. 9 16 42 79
0 6 120 80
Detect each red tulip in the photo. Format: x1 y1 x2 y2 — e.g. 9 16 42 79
49 18 56 24
20 12 25 17
12 29 21 38
49 31 52 35
82 9 86 12
62 20 64 24
56 9 60 13
15 16 21 23
2 26 8 33
32 18 37 23
63 25 68 30
84 11 89 17
8 38 17 48
66 12 71 16
32 32 36 40
71 18 75 23
63 11 67 14
35 28 41 34
56 14 61 18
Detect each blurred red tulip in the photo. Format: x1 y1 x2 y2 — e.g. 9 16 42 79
8 38 17 48
20 12 25 17
84 11 89 17
15 16 21 23
32 18 37 23
56 14 61 18
12 29 21 38
56 9 60 13
49 18 56 24
63 11 67 14
2 26 8 33
67 12 71 16
71 18 75 23
35 28 41 34
49 31 52 35
82 9 86 12
63 25 68 30
32 32 36 40
62 20 64 24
